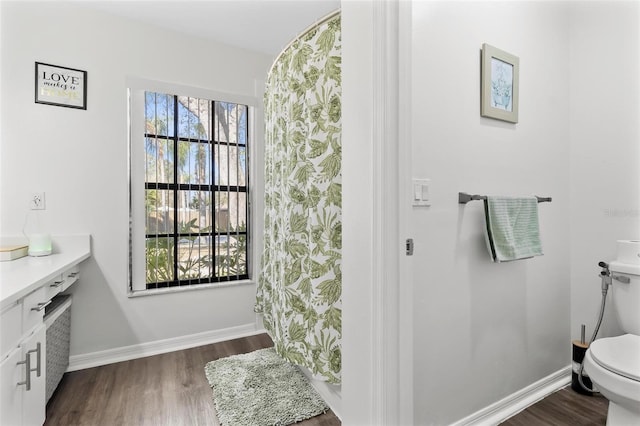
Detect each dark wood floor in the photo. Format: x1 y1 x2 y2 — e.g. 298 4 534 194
45 333 340 426
46 334 610 426
501 386 609 426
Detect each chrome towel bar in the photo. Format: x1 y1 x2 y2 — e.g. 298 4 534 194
458 192 552 204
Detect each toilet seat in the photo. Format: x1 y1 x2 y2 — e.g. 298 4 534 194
590 334 640 382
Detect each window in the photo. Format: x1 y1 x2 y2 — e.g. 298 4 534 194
130 87 250 292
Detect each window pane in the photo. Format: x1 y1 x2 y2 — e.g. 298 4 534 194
214 144 227 186
177 190 211 233
230 192 247 231
178 141 211 185
214 102 229 143
214 199 229 232
213 192 246 232
238 104 248 146
215 102 247 144
214 145 247 187
216 234 246 278
145 190 174 234
226 145 247 186
145 137 174 184
214 192 228 232
237 146 247 186
145 92 174 137
145 237 174 283
234 235 247 275
177 237 212 281
137 91 249 290
177 97 210 140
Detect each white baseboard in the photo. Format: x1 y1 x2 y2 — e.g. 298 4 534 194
299 368 342 420
68 323 264 372
450 366 571 426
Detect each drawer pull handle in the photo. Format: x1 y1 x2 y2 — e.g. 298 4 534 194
17 353 32 391
68 272 78 278
50 280 65 288
30 301 51 312
27 342 42 377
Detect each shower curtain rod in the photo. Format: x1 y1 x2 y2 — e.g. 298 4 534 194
268 8 341 75
458 192 552 204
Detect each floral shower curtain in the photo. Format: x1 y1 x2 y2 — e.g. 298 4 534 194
255 13 342 384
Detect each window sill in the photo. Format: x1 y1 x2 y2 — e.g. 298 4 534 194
127 279 255 298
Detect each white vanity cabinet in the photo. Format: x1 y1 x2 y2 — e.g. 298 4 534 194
0 288 48 426
0 324 47 426
1 344 23 425
0 235 90 426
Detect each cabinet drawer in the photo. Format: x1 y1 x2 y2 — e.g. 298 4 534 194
22 287 47 334
44 273 64 301
0 303 21 360
44 267 80 300
62 266 80 291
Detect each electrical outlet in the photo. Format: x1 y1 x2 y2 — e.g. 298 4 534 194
30 192 46 210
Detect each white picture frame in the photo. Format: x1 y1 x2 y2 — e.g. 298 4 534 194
481 44 519 123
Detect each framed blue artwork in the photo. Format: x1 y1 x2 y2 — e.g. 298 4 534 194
481 44 519 123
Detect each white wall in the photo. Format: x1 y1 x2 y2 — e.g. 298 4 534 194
0 2 273 357
410 2 572 424
341 1 376 423
342 1 411 424
569 1 640 344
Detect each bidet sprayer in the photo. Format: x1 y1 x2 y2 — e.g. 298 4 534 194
598 261 612 295
577 261 614 394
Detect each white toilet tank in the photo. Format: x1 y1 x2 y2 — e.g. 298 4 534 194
610 240 640 335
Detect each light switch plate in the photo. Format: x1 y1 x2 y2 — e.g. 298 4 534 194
412 179 430 207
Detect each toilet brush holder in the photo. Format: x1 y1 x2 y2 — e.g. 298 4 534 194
571 340 594 396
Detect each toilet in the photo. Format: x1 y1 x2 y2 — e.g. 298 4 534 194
584 240 640 425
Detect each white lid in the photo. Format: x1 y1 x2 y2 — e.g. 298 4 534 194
609 261 640 276
590 334 640 382
616 240 640 265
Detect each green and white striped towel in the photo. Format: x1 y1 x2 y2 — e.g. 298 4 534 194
484 196 543 262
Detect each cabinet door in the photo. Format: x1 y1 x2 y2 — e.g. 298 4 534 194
0 347 23 426
1 302 22 360
22 325 46 426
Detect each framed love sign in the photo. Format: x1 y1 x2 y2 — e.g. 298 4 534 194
35 62 87 110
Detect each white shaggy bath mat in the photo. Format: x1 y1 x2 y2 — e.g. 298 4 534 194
204 347 328 426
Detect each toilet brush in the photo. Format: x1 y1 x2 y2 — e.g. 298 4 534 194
571 324 593 395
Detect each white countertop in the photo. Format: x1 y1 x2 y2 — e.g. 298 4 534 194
0 235 91 310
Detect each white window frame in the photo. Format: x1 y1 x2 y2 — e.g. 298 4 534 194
127 77 260 296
